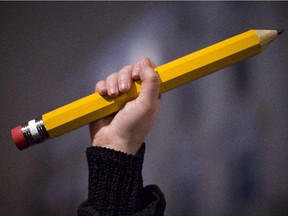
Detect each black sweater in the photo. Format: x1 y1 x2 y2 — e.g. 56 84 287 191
78 144 166 216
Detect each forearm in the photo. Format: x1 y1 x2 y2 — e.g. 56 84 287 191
78 144 145 216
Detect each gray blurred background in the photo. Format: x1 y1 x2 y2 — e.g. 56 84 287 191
1 2 288 216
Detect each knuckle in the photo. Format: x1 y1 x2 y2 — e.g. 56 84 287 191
144 72 159 86
107 72 118 80
96 80 104 88
120 65 132 73
123 65 133 71
106 73 118 85
149 73 159 83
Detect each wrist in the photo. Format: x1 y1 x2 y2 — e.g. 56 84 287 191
91 135 142 155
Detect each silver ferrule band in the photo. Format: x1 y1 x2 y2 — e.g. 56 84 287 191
21 118 49 146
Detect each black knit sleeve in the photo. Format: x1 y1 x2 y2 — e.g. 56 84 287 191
77 144 166 216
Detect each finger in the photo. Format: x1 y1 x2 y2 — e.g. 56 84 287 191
106 72 119 97
132 61 141 80
95 80 108 95
137 57 160 107
118 65 133 93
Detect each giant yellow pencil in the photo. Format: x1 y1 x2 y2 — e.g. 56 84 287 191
11 29 283 150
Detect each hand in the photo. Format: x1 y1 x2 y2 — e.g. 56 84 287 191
89 58 161 155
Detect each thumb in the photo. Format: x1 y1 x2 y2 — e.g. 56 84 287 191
138 58 160 107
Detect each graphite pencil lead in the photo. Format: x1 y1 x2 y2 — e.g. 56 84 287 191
277 29 285 35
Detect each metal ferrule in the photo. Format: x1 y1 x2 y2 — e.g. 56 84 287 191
21 118 50 146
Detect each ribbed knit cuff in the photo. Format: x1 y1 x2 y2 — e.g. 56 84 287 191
86 144 145 215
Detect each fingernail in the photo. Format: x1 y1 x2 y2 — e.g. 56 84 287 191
141 58 152 68
109 86 117 96
120 80 128 91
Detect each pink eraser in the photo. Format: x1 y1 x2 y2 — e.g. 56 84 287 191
11 126 29 150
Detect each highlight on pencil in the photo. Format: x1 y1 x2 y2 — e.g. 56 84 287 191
11 29 283 150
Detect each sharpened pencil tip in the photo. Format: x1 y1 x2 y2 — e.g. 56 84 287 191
277 29 285 35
